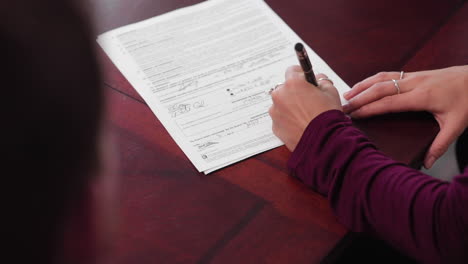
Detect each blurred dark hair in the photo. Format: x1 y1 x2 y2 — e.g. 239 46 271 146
0 0 102 262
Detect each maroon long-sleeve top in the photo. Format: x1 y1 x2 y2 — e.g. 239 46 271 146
288 110 468 264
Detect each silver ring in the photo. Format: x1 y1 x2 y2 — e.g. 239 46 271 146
400 71 405 80
317 77 334 85
392 79 400 94
269 82 284 94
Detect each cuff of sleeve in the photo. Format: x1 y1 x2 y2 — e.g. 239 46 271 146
287 109 350 173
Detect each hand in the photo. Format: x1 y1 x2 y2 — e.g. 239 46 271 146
269 66 342 152
343 65 468 169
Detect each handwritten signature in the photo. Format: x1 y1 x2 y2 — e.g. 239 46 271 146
169 100 206 117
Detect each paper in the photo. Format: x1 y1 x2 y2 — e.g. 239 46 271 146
98 0 350 174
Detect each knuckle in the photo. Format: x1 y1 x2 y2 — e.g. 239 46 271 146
352 82 361 91
316 73 328 79
271 123 280 136
270 91 280 104
375 71 393 81
268 106 274 116
430 144 446 157
376 71 388 79
372 82 385 90
369 83 390 99
378 83 392 97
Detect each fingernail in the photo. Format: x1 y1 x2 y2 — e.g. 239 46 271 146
343 91 350 98
424 156 436 169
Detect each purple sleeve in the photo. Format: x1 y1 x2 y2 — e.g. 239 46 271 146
288 110 468 264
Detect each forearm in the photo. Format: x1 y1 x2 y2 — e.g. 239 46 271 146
289 110 468 263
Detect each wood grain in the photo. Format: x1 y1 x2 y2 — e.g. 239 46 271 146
92 0 467 262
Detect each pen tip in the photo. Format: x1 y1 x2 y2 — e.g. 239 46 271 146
295 43 304 52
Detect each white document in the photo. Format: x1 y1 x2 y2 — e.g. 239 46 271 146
98 0 350 174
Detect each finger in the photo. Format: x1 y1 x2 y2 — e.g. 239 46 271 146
316 73 334 89
269 85 282 103
316 73 328 79
315 73 339 98
270 82 284 95
268 105 277 125
348 92 422 119
343 80 399 114
345 71 400 100
285 65 304 80
424 119 464 169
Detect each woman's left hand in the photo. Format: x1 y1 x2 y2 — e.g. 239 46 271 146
268 66 342 151
343 66 468 169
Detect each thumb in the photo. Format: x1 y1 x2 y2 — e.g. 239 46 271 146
424 119 463 169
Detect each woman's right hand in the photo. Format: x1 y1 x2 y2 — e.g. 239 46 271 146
343 65 468 169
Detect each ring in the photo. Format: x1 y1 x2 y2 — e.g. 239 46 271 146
391 79 400 94
317 77 334 85
400 71 405 80
269 83 284 94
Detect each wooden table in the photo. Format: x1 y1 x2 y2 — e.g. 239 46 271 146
93 0 467 263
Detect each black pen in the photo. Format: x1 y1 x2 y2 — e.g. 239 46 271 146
295 43 318 86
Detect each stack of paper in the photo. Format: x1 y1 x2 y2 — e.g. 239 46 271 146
98 0 350 174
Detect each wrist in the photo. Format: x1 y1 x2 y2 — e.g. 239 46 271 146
288 109 349 169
